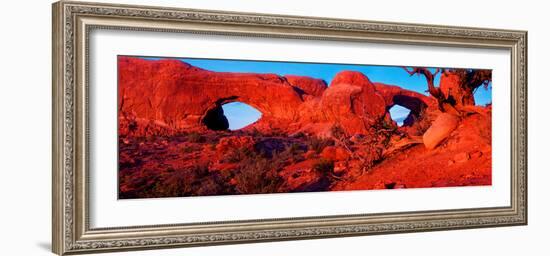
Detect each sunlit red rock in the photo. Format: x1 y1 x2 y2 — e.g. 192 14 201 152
319 71 387 135
284 75 328 97
439 72 475 106
422 113 459 150
117 56 492 199
320 146 351 161
118 56 304 134
118 57 438 137
216 136 254 154
278 160 328 192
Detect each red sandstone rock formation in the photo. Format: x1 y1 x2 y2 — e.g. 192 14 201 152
118 56 434 138
317 71 387 135
118 57 304 135
117 57 493 198
284 75 327 97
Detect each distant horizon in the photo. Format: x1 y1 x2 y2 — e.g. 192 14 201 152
136 56 492 130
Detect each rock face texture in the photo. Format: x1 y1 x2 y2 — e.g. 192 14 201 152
422 113 460 150
118 56 436 138
118 57 304 136
284 75 328 97
439 72 475 106
318 71 387 135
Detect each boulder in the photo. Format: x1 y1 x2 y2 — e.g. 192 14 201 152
278 160 330 192
319 71 387 135
423 113 459 149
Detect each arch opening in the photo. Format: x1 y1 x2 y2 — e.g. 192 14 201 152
389 105 411 127
388 95 428 127
202 102 262 131
202 105 229 131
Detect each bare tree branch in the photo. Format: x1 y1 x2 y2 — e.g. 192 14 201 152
401 67 444 101
402 67 416 76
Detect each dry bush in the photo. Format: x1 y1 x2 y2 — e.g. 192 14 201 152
313 158 334 176
276 142 306 163
226 147 254 163
234 154 283 194
186 132 204 143
126 164 232 198
306 136 334 153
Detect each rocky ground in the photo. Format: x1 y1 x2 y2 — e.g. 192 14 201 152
119 107 491 199
334 110 491 190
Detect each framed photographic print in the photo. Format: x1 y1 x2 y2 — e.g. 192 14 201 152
52 1 527 255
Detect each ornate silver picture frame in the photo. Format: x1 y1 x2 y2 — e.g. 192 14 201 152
52 1 527 255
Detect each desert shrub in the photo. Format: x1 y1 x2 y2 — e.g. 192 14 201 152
226 147 254 163
149 171 191 197
313 158 334 176
195 175 227 196
264 128 286 137
208 143 217 151
330 125 347 140
128 119 138 133
249 127 263 137
382 119 398 132
253 138 286 158
118 168 161 199
330 124 355 150
277 142 305 163
148 165 208 197
192 163 210 177
146 164 220 198
291 132 306 139
234 153 284 194
200 131 222 144
307 137 334 153
182 145 198 153
288 142 303 152
187 132 204 143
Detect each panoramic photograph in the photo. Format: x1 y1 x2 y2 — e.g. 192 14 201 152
117 55 492 199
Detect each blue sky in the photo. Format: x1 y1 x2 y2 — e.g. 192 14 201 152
140 57 492 129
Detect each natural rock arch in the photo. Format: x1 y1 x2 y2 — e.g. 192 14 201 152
118 57 439 137
373 83 438 126
201 98 264 131
389 94 429 126
201 104 229 131
118 57 309 132
388 104 411 127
